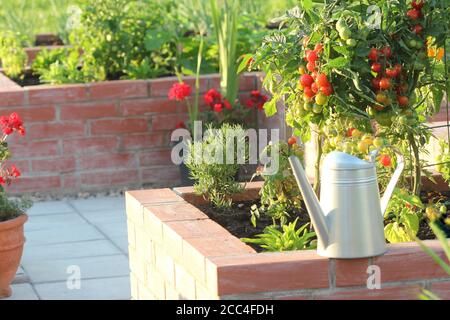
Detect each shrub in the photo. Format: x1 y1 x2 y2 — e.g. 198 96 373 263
0 31 27 78
185 123 246 208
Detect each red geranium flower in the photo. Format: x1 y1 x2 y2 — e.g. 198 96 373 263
204 89 222 107
213 103 223 113
1 112 25 136
175 121 186 129
10 165 20 178
245 90 269 110
168 82 191 101
223 99 232 110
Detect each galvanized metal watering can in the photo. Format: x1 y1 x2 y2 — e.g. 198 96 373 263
289 148 404 259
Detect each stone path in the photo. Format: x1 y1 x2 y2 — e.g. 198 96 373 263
3 196 131 300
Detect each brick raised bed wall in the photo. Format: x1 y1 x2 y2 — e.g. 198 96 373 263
0 72 264 194
126 182 450 300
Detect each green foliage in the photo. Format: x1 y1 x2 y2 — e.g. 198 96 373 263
0 31 27 78
251 141 304 226
0 191 32 222
241 219 316 252
384 188 423 243
186 124 246 209
0 0 79 46
435 139 450 185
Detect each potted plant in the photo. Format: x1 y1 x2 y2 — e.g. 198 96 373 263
0 112 31 299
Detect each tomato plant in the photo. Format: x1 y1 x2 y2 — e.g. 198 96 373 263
250 0 450 196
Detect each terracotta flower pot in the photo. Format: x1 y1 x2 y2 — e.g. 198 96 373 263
0 214 27 298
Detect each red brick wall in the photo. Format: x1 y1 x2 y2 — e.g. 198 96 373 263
126 183 450 300
0 73 261 194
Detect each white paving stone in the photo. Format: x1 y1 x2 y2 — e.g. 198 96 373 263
25 224 104 246
111 236 129 254
69 196 125 212
96 222 128 238
34 276 131 300
27 201 75 216
25 213 87 232
79 208 126 225
23 254 130 283
22 239 121 263
3 283 39 300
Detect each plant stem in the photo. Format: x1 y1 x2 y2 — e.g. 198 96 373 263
408 133 421 196
313 129 322 197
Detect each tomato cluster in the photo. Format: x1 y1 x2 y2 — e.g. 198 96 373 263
297 42 333 115
326 126 392 167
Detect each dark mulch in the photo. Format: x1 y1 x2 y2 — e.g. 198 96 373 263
197 200 310 252
196 190 450 252
13 71 41 87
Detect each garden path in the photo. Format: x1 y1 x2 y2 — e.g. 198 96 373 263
3 196 130 300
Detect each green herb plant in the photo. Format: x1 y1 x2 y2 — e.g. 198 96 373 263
0 31 27 79
242 219 316 252
185 123 246 209
251 141 304 226
435 139 450 185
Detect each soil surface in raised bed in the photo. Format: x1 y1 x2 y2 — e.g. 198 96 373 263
196 190 450 253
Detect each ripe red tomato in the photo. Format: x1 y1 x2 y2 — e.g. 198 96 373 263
306 50 319 62
371 63 382 73
288 136 297 145
385 68 398 78
379 155 392 167
412 24 423 35
379 78 391 90
394 64 402 75
321 85 333 96
307 61 316 72
314 43 324 53
311 82 319 94
407 8 421 20
397 95 409 107
316 73 329 87
380 46 392 58
371 77 381 90
346 128 356 137
300 74 314 87
368 48 378 61
412 0 424 10
304 87 315 99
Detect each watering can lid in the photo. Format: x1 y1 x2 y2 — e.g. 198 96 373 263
323 151 373 170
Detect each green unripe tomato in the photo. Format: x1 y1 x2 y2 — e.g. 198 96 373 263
346 39 357 47
313 104 323 114
336 18 347 32
440 205 447 214
367 106 376 117
339 28 352 41
415 40 423 49
303 102 312 112
407 39 417 48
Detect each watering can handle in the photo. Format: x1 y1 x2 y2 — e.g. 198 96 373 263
369 146 405 216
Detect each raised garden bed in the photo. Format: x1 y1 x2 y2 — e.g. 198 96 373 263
0 71 271 195
125 181 450 300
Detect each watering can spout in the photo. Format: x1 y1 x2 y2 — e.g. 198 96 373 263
289 155 329 248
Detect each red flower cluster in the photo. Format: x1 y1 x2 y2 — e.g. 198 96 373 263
204 89 231 113
0 112 25 136
0 165 21 185
175 121 186 129
245 90 269 110
168 82 191 101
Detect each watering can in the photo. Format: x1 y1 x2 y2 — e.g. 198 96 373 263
289 148 404 259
